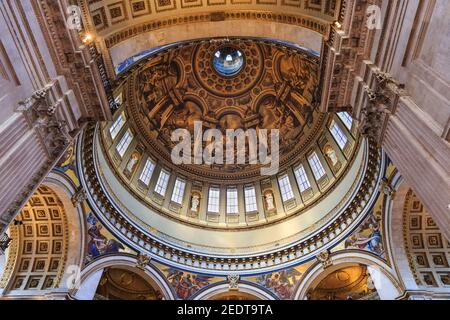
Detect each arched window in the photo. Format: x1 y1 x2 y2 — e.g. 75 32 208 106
337 112 353 130
171 178 186 204
116 130 133 157
154 170 170 196
109 112 126 140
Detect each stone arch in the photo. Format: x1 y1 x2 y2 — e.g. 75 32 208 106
0 185 69 294
43 172 87 287
73 254 175 300
384 169 450 298
0 171 86 298
383 172 420 291
106 21 323 70
293 250 403 300
191 281 278 300
401 188 450 289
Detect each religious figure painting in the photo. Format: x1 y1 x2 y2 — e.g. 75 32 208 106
85 213 126 263
345 211 384 258
256 268 302 299
165 268 213 299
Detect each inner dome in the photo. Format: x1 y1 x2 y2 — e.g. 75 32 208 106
80 38 381 272
109 38 326 182
212 46 245 76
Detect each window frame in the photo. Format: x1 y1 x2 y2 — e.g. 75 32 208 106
337 111 353 130
154 169 170 196
294 164 312 193
116 129 133 157
308 152 327 180
139 158 156 186
207 186 221 213
171 178 186 204
330 120 348 150
109 112 126 140
278 174 295 202
226 188 239 214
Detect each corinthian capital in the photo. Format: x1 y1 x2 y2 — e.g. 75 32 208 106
358 70 407 145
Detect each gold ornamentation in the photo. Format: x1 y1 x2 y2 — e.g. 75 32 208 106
316 250 332 269
228 273 239 291
136 253 152 269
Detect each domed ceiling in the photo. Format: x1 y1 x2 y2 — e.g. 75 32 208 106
79 38 383 274
124 38 323 181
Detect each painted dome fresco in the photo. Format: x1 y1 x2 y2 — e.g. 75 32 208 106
116 38 324 181
79 38 382 274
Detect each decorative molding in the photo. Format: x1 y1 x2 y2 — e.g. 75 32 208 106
102 10 330 49
136 253 152 269
227 273 239 291
357 70 408 146
78 122 384 274
71 187 88 206
316 249 332 269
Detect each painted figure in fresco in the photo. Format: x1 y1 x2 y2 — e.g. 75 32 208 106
86 213 125 261
87 224 108 258
279 53 310 88
140 66 165 105
257 269 302 300
345 214 384 256
56 143 76 173
280 114 302 147
166 269 211 299
166 100 203 133
259 96 282 130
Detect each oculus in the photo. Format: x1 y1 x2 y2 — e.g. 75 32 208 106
212 47 244 76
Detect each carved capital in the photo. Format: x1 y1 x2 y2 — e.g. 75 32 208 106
0 234 12 256
227 273 239 291
316 250 332 269
136 253 151 270
71 187 87 206
359 70 407 145
17 84 73 157
380 178 396 198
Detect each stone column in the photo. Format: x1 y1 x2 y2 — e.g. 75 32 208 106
73 268 104 300
384 97 450 240
355 66 450 241
0 86 73 234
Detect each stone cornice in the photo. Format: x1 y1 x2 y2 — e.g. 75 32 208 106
31 0 113 122
78 123 384 275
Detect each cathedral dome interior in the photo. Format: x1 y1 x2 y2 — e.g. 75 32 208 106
76 37 382 274
0 0 449 305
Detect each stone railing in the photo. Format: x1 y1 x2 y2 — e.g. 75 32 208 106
78 123 384 275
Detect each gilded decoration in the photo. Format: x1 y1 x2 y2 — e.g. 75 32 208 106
80 38 382 273
0 187 69 291
122 38 324 181
94 267 164 300
307 265 380 300
402 190 450 288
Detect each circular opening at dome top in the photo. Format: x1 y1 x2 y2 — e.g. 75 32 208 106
212 47 244 76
